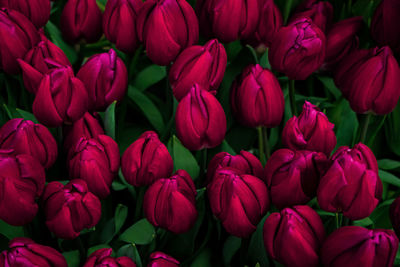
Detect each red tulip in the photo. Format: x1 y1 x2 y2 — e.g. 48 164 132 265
291 0 333 32
0 0 51 28
148 252 179 267
83 248 136 267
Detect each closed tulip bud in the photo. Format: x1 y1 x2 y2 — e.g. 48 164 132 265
144 170 197 234
83 248 136 267
121 131 173 187
0 0 51 28
291 0 333 32
68 135 120 199
63 112 104 150
0 151 45 226
371 0 400 54
103 0 143 54
169 39 227 101
208 168 269 237
196 0 260 43
42 179 101 239
0 238 67 267
0 118 58 169
148 252 180 267
60 0 102 43
321 226 398 267
136 0 199 66
334 46 400 115
32 63 89 127
231 64 284 128
324 17 363 69
0 8 40 75
77 49 128 111
390 197 400 238
282 101 336 156
207 150 264 184
176 84 226 151
265 149 328 209
269 17 326 80
263 205 325 267
317 144 382 220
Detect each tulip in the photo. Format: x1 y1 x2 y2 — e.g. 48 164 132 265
42 179 101 239
103 0 143 54
0 238 67 267
0 0 51 28
148 252 180 267
60 0 102 43
0 8 40 75
282 101 337 156
18 33 72 94
265 149 327 209
83 248 136 267
390 197 400 238
334 46 400 115
0 118 58 169
231 64 284 128
263 205 325 267
291 0 333 32
321 226 398 267
77 49 128 111
169 39 227 101
63 112 104 150
317 143 382 220
176 84 226 151
68 135 120 199
207 150 264 184
136 0 198 66
144 170 197 234
121 131 173 187
208 168 269 237
196 0 260 43
371 0 400 54
32 63 89 127
0 150 45 226
269 17 326 80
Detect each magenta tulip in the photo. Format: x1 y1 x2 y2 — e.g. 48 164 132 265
0 0 51 28
148 252 179 267
83 248 136 267
291 0 333 32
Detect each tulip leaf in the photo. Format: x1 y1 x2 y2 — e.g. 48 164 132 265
378 159 400 171
45 21 78 65
16 108 39 124
119 219 156 245
0 220 24 240
62 250 80 267
223 236 241 266
128 86 165 133
316 76 342 100
190 248 212 267
247 214 270 267
87 244 111 257
103 101 117 140
117 244 142 267
168 135 200 180
115 204 128 234
379 170 400 188
134 65 166 91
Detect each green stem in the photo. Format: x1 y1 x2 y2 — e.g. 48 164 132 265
348 0 353 14
128 46 143 79
76 236 86 265
202 148 208 182
134 187 146 222
359 113 372 143
240 238 250 266
289 79 297 116
284 0 295 24
246 45 259 64
335 213 340 229
262 127 271 159
257 127 266 165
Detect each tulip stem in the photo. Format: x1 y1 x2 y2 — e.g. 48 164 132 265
257 127 267 165
289 79 297 116
76 236 86 265
335 213 340 229
246 45 259 64
359 113 372 143
202 148 208 181
134 187 146 222
262 127 271 159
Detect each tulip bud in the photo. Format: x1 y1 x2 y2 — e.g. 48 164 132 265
282 101 337 156
144 170 198 234
196 0 260 43
291 0 333 32
0 8 40 75
231 64 284 128
0 150 45 226
0 238 67 267
103 0 143 54
265 149 327 209
83 248 136 267
32 63 89 127
121 131 173 187
169 39 227 101
68 135 120 199
60 0 102 43
136 0 199 66
63 112 104 150
77 49 128 111
42 179 101 239
208 168 269 237
0 0 51 28
324 17 363 69
269 17 326 80
321 226 398 267
0 118 58 169
263 205 325 267
317 143 382 220
148 252 180 267
334 46 400 115
207 150 264 184
371 0 400 54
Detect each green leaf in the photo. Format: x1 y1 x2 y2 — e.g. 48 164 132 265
0 220 24 240
62 250 80 267
104 101 117 140
190 248 212 267
87 244 111 257
352 217 374 227
45 21 78 65
260 49 271 69
316 75 342 99
16 109 39 123
223 236 241 266
248 215 270 267
119 219 156 245
134 65 166 91
128 86 165 133
378 159 400 170
168 135 200 180
379 170 400 187
115 204 128 234
117 244 142 267
220 140 236 155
